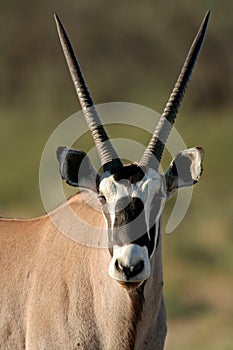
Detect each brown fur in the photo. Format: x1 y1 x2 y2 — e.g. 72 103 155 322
0 192 166 349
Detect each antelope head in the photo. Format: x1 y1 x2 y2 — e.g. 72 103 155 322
55 12 209 288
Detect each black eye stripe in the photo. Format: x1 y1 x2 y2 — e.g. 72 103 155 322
114 197 144 227
102 192 162 254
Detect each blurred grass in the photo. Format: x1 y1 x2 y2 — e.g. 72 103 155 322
0 1 233 349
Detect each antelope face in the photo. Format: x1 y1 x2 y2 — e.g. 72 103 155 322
98 165 166 286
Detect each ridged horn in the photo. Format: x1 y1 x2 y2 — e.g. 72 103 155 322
54 14 123 173
139 11 210 169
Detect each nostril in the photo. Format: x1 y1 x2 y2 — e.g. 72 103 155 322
115 259 124 274
133 260 144 275
115 259 144 279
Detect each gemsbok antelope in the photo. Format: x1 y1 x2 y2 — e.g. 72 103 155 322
0 11 210 350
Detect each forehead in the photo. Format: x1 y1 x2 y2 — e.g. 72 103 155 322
99 165 163 200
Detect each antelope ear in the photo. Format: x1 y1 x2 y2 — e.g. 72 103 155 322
56 146 99 192
165 147 204 199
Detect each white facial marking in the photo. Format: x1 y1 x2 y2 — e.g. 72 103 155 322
99 176 128 205
109 244 151 283
99 168 165 214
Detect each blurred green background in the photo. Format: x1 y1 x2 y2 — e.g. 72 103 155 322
0 1 232 349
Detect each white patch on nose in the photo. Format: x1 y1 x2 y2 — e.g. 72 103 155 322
109 244 151 283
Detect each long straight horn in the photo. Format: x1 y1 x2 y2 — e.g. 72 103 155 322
54 15 123 172
139 11 210 169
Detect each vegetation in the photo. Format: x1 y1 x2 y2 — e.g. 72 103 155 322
0 1 232 349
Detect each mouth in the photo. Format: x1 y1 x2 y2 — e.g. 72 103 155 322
117 280 143 290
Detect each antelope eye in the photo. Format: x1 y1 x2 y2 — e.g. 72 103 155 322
97 195 106 205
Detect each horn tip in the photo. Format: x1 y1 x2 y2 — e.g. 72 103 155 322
54 14 67 49
198 10 210 46
54 13 59 22
54 14 64 34
202 10 211 29
54 14 62 28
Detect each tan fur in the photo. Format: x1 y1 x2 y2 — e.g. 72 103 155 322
0 193 166 349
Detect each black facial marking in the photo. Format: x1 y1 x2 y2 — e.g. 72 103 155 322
133 221 160 257
114 197 144 227
105 194 162 256
111 197 147 247
113 164 145 184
